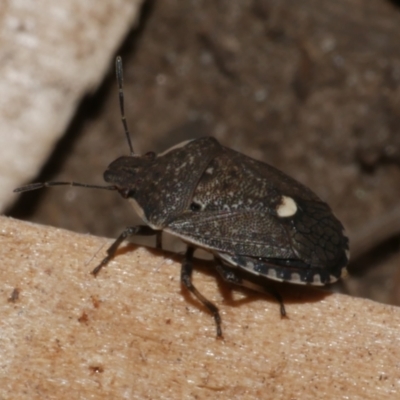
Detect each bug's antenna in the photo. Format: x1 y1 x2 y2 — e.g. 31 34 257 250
115 56 134 156
13 58 134 196
14 182 118 194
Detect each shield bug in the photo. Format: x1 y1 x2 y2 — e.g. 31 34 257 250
15 57 349 337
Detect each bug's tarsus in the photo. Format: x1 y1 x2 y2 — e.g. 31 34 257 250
91 225 158 276
268 289 287 318
155 232 162 249
115 56 134 156
181 247 223 338
13 181 118 193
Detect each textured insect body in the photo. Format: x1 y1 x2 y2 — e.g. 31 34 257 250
106 138 221 228
107 136 348 289
15 57 349 337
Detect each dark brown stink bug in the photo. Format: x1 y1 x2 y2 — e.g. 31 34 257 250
15 57 349 337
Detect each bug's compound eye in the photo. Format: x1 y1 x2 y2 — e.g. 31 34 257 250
190 202 202 212
276 195 298 218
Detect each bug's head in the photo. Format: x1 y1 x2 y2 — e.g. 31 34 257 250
13 57 158 198
103 152 157 199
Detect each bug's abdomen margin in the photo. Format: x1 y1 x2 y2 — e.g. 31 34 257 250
219 198 349 286
220 250 348 286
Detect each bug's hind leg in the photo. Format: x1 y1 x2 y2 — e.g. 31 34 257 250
181 247 223 337
215 261 287 317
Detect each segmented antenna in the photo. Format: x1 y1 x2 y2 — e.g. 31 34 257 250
115 56 134 155
13 57 134 194
14 181 117 193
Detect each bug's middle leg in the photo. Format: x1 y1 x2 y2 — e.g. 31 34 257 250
215 261 287 317
181 247 223 337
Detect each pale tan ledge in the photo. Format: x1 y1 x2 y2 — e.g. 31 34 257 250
0 216 399 399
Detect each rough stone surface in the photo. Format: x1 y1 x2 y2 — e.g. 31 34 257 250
0 0 144 210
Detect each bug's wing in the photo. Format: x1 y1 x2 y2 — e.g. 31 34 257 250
167 204 347 285
167 145 348 284
167 199 344 266
166 209 295 256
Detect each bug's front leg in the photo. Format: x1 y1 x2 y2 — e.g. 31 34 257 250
181 247 223 338
92 225 158 276
215 261 287 318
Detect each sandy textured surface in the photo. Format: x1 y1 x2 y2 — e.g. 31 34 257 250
1 216 399 399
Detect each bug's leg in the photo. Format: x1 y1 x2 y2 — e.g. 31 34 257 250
181 247 223 337
155 231 162 249
92 225 158 276
215 261 287 317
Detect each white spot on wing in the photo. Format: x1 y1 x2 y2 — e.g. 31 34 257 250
276 195 298 218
